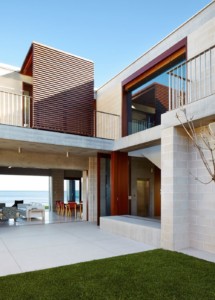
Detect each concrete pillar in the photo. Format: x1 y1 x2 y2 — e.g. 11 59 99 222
88 157 97 222
81 170 88 221
161 127 189 250
50 169 64 211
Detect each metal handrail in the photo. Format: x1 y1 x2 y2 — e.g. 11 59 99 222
0 90 31 127
169 45 215 110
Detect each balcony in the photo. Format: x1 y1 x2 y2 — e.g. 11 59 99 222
0 91 120 140
168 45 215 110
0 90 31 127
128 119 154 135
95 111 120 140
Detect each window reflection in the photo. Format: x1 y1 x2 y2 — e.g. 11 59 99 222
127 58 186 135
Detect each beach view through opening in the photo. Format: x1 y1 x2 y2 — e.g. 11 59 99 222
0 175 50 207
0 175 81 208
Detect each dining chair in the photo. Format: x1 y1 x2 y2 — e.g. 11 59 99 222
66 202 77 218
55 201 61 215
60 202 65 216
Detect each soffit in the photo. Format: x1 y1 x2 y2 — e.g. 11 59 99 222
0 125 113 157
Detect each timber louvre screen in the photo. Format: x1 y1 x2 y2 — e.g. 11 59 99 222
32 43 94 136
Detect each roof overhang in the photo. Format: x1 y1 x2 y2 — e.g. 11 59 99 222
20 44 33 76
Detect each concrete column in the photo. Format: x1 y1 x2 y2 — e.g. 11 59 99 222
161 127 189 250
50 169 64 211
88 157 97 222
81 170 88 221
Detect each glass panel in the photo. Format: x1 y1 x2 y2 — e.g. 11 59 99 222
100 157 111 217
64 179 80 203
137 179 150 217
127 57 186 135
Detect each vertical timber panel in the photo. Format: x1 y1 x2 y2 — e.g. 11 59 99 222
111 151 129 215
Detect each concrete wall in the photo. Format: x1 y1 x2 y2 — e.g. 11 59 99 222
161 124 215 254
188 17 215 59
161 127 189 250
188 126 215 254
0 149 88 170
81 170 88 221
88 157 97 222
50 169 64 211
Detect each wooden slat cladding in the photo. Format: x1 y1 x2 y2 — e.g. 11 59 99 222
32 43 94 136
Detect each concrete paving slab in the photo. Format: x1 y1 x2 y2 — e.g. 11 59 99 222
180 248 215 263
0 221 156 277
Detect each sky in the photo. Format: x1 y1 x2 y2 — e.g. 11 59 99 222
0 0 212 88
0 0 212 191
0 175 49 191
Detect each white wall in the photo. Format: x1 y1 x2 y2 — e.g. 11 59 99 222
0 64 32 94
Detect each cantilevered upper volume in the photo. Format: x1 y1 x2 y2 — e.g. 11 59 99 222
20 42 94 136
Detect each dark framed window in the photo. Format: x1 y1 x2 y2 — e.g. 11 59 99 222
122 38 187 136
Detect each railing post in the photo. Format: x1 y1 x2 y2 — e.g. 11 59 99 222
168 72 171 110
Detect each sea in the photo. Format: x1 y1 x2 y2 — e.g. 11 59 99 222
0 190 80 207
0 191 49 207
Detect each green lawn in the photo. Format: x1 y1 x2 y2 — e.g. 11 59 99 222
0 249 215 300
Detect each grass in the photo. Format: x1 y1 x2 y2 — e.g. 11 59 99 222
0 249 215 300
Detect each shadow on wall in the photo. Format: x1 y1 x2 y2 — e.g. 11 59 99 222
33 81 94 136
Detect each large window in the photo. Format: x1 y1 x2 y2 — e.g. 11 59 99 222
122 40 187 136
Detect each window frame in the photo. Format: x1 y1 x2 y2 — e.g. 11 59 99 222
121 38 187 137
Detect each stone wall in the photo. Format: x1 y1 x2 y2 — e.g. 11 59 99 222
188 126 215 253
161 127 189 250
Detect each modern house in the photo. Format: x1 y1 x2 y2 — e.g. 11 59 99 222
0 2 215 254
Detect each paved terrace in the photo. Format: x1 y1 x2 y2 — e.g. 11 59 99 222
0 222 156 277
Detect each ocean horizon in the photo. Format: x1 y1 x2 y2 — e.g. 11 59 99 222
0 190 49 206
0 190 80 207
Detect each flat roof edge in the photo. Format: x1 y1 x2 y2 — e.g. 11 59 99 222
32 41 94 63
97 1 214 90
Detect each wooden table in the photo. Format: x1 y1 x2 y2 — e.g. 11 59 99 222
27 208 45 221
